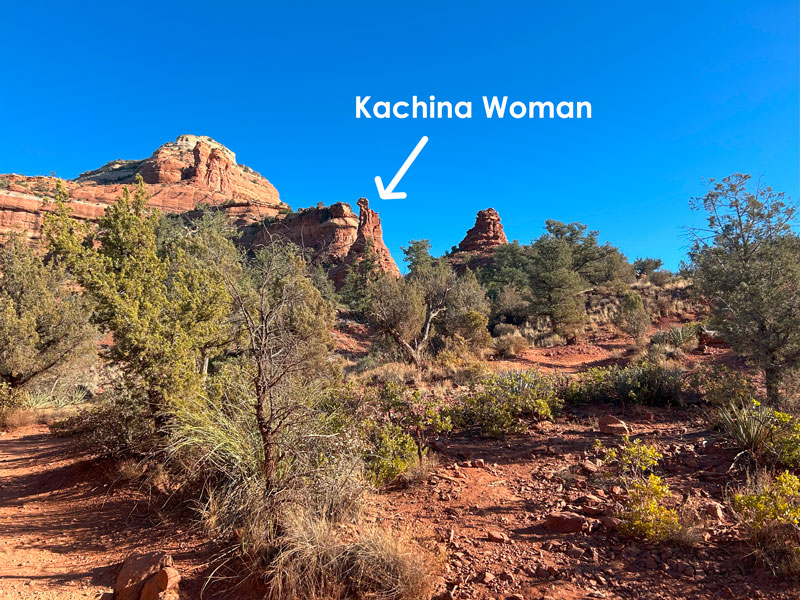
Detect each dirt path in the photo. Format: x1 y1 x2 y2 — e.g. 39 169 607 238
0 425 253 600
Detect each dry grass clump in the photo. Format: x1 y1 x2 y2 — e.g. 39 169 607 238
264 509 434 600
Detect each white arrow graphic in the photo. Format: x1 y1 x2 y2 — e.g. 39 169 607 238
374 136 429 200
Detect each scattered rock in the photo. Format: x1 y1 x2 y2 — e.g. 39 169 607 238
599 516 622 530
546 512 588 533
704 501 725 520
599 415 629 436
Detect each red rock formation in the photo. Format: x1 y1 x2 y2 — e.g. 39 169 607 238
256 202 360 262
457 208 508 253
345 197 400 279
0 137 400 284
260 197 400 287
0 135 285 242
449 207 508 272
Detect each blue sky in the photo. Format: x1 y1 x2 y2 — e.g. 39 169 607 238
1 1 797 270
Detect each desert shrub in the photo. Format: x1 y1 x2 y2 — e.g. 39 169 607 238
648 270 674 286
733 471 800 576
53 385 155 458
614 292 650 345
375 382 452 464
650 323 699 351
715 400 800 468
566 361 684 406
458 370 562 436
690 364 758 406
716 400 775 461
363 422 417 487
493 322 519 337
598 436 662 481
619 474 682 542
492 333 528 358
264 509 433 600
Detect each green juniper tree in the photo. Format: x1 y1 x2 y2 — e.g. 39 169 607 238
688 174 800 404
0 235 96 390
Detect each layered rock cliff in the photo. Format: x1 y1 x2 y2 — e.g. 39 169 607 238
0 135 285 242
258 197 400 286
0 135 400 282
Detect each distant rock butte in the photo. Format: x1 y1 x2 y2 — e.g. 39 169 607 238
0 135 400 281
457 208 508 253
449 207 508 271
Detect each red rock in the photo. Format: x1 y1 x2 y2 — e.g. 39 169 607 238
598 415 629 436
457 208 507 253
704 501 725 520
449 207 508 271
140 566 180 600
545 511 588 533
0 137 401 284
115 552 173 600
487 529 511 543
599 516 622 530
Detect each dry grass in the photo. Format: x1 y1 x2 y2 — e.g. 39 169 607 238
263 509 434 600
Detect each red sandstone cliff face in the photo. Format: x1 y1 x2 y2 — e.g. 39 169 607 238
259 197 400 287
0 136 400 283
0 135 285 242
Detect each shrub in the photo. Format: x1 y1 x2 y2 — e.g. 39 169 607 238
363 422 418 487
492 333 528 358
619 474 682 542
458 370 562 436
733 471 800 576
650 323 699 351
648 270 674 286
613 292 650 345
53 385 156 458
690 364 758 406
716 400 775 461
567 361 684 406
598 436 662 481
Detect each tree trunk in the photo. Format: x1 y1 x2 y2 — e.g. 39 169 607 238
764 365 781 406
254 380 275 489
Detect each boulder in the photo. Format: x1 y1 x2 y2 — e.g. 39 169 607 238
545 511 588 533
115 552 173 600
598 415 629 436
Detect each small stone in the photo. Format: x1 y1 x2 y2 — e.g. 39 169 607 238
645 555 658 570
704 501 725 520
476 570 495 584
473 458 485 468
487 530 510 543
599 516 621 530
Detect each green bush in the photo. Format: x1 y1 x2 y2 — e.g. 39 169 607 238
492 333 528 358
566 361 685 406
619 474 682 542
458 370 562 436
733 471 800 576
363 422 418 486
597 436 662 481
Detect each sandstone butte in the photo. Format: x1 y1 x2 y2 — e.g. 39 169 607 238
0 134 400 284
448 207 509 271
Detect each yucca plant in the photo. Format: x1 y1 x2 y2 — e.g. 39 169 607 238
716 400 776 464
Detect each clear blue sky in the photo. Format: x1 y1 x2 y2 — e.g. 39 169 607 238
1 1 797 270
